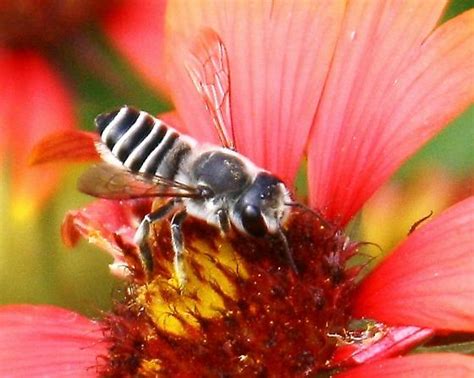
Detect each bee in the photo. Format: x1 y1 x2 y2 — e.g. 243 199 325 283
79 28 298 285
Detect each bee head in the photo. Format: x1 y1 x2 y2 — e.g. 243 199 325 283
233 172 291 237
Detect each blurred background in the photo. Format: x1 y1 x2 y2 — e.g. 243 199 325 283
0 0 472 318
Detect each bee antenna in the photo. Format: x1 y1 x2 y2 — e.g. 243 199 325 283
277 227 299 275
284 202 331 229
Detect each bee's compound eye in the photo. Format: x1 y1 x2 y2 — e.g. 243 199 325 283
241 204 267 237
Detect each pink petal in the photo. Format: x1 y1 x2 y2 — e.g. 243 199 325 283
165 0 345 184
337 353 474 378
102 0 168 94
0 50 76 213
157 110 185 132
353 197 474 332
308 4 474 224
0 305 107 377
331 326 434 368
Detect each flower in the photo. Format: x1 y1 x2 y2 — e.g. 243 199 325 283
0 1 120 219
0 49 76 220
0 305 107 377
2 0 473 376
0 0 167 219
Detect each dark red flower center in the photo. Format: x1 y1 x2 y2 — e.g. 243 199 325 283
100 208 359 376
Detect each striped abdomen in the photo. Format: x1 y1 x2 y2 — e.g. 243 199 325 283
95 106 193 180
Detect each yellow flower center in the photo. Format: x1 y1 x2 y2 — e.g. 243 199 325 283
137 233 249 336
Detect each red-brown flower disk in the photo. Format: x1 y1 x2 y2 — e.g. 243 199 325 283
89 205 359 376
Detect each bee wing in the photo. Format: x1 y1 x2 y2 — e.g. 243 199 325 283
185 28 236 150
78 163 202 200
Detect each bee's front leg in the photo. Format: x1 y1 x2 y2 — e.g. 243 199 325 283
216 208 230 234
170 210 188 288
134 199 179 276
276 228 299 275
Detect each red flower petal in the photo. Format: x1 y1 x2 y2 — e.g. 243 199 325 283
62 198 152 279
102 0 168 94
337 353 474 378
165 0 345 184
0 50 76 215
0 305 106 377
353 197 474 332
308 4 474 224
331 326 434 368
29 130 99 165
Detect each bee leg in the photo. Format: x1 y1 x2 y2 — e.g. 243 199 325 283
217 208 230 234
134 199 178 276
170 209 188 288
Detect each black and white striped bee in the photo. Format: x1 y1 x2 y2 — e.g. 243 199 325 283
79 29 296 285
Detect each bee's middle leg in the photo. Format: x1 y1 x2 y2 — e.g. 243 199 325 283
135 199 180 275
170 209 188 287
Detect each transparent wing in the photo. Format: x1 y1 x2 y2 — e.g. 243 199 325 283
185 28 235 150
78 163 202 200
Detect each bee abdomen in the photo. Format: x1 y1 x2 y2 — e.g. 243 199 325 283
95 106 193 180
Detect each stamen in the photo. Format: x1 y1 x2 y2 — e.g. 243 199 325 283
408 210 434 235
